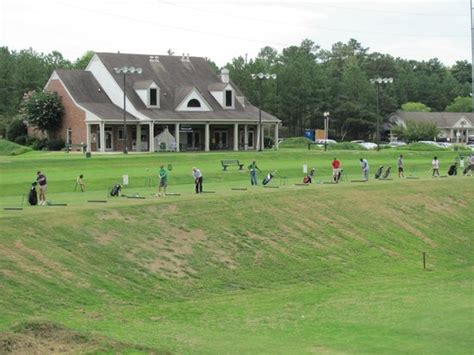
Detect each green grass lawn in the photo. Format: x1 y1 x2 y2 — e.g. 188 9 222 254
0 148 472 353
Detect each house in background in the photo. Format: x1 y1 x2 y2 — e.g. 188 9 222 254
388 111 474 143
44 52 280 152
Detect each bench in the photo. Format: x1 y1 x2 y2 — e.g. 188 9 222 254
65 143 87 153
221 159 244 171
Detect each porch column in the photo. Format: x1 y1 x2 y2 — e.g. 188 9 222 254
244 125 248 150
86 123 91 152
136 124 141 152
149 122 155 152
466 129 470 144
274 123 279 150
456 129 460 143
233 123 239 151
175 123 180 152
256 124 261 151
450 128 454 140
99 122 105 153
205 123 210 152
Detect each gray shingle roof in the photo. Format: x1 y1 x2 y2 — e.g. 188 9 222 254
390 110 474 128
54 70 138 121
96 52 279 123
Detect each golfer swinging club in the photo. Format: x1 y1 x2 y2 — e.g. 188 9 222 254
156 164 168 197
192 167 203 194
359 158 369 181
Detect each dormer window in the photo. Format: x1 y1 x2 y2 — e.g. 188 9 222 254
187 99 201 108
134 80 159 108
225 90 233 107
150 88 158 106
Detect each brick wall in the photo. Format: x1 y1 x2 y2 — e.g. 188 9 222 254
45 80 86 145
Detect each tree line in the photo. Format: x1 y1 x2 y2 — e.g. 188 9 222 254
0 40 471 141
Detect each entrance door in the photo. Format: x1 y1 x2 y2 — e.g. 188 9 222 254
105 130 113 151
248 131 254 149
186 131 201 149
214 130 228 149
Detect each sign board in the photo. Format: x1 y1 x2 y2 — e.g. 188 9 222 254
303 164 308 174
316 129 325 140
122 174 129 186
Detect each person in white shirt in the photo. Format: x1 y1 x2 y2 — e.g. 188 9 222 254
432 156 440 177
192 167 203 193
359 158 369 181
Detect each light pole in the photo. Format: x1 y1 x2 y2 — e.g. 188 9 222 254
251 72 277 151
370 77 393 151
323 111 330 151
114 66 142 154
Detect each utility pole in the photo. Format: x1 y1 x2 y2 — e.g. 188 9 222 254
471 0 474 111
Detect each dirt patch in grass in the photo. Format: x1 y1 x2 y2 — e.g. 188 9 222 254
15 241 74 278
93 230 119 246
127 226 207 278
0 320 166 354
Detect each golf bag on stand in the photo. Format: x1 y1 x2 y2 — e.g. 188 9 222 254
448 163 457 176
375 165 384 179
303 168 315 184
382 166 392 179
263 171 277 186
28 182 38 206
110 184 122 197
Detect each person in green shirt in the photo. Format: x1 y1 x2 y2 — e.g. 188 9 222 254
156 165 168 196
248 160 261 186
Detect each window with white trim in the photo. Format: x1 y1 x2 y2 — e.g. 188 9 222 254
187 99 201 108
118 127 124 140
149 88 158 106
225 90 233 107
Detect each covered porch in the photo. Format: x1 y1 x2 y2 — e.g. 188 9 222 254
85 121 280 152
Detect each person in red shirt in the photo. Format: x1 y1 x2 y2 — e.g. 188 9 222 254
331 158 341 183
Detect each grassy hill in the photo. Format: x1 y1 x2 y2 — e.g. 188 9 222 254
0 155 472 354
0 139 31 156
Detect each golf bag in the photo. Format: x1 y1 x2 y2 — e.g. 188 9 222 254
334 169 343 183
375 165 384 179
448 163 457 176
28 183 38 206
110 184 122 197
303 168 315 184
262 171 277 186
463 165 472 176
382 166 392 179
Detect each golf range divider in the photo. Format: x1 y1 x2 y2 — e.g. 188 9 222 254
231 188 248 191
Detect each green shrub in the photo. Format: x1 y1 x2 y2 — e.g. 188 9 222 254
6 119 27 142
46 138 65 151
14 135 28 146
264 136 274 148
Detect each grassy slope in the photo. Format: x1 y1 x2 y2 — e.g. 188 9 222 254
0 139 31 156
0 150 473 354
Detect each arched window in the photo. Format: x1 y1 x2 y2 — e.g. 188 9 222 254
187 99 201 108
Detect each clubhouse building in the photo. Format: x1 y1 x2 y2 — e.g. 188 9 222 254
388 111 474 143
44 52 280 152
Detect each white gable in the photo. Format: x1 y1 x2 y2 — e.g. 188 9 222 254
85 54 151 121
176 88 213 112
453 116 473 128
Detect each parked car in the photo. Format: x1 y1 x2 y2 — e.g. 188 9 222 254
315 139 337 145
358 142 378 150
436 142 452 148
350 140 364 144
388 141 407 148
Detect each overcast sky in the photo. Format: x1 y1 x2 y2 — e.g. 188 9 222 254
0 0 470 66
